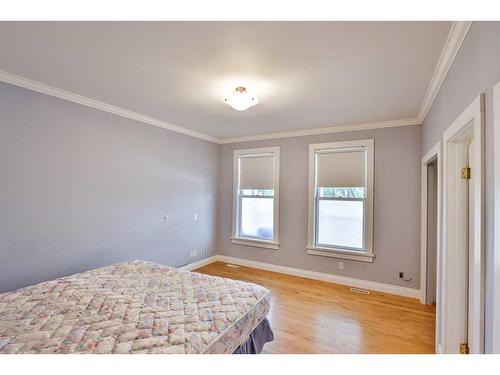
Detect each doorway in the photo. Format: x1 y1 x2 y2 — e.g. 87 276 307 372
426 160 438 305
420 141 442 353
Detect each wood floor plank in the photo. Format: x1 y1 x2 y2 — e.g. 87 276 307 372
195 261 436 354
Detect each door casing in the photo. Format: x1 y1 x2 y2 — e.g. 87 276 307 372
492 81 500 353
420 141 442 353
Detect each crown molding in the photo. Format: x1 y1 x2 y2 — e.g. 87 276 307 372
218 117 422 144
0 70 219 143
417 21 472 123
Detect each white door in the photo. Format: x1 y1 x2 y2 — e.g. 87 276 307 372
447 141 471 353
441 94 484 354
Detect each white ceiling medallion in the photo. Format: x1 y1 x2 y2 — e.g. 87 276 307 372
224 86 259 111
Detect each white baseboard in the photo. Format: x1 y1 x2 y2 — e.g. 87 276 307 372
183 254 420 299
178 255 219 271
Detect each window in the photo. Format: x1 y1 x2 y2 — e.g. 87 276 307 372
307 140 374 262
232 147 280 249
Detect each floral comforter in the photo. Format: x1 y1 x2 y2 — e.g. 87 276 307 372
0 261 271 354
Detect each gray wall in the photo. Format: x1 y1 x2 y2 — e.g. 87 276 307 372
217 125 422 289
1 79 423 294
0 82 218 293
421 21 500 353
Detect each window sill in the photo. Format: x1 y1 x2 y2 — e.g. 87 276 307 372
231 237 279 250
306 245 374 263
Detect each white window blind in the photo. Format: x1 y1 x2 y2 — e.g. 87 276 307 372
239 155 275 190
316 149 366 188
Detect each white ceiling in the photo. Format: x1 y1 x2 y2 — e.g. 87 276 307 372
0 22 452 139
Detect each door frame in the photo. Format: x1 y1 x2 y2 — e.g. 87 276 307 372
420 141 442 352
493 81 500 353
441 94 485 354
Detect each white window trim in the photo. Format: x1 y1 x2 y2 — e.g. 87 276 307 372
306 139 374 263
232 147 280 250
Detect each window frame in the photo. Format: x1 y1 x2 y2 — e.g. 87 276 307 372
307 140 374 262
231 147 280 250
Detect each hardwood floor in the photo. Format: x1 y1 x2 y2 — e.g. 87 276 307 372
195 261 436 354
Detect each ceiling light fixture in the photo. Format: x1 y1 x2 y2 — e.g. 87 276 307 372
224 86 259 111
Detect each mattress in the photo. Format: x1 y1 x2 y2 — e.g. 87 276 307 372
0 260 271 354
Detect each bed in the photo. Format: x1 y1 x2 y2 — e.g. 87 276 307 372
0 260 273 354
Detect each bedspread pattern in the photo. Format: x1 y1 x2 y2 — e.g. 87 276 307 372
0 261 271 354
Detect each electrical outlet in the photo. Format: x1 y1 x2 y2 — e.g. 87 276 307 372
193 249 197 257
193 213 198 221
338 262 344 270
204 248 208 255
163 215 168 222
399 272 404 279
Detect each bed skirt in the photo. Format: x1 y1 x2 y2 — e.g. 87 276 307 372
233 318 274 354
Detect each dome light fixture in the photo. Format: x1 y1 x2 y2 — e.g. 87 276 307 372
224 86 259 111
